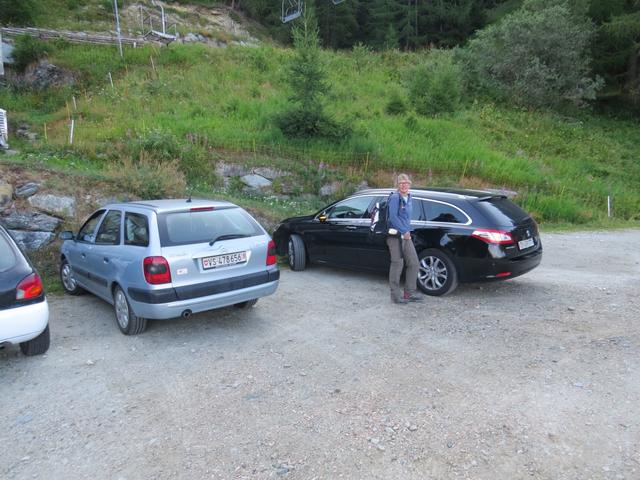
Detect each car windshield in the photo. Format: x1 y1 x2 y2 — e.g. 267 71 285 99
0 232 17 272
158 207 263 246
475 196 530 227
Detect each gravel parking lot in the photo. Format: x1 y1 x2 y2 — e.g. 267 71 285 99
1 230 639 480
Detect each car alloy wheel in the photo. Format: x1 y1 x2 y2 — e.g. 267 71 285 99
417 249 458 296
419 255 448 290
61 262 77 292
114 288 130 330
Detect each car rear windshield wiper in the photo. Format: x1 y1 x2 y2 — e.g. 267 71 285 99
477 195 507 202
209 234 250 246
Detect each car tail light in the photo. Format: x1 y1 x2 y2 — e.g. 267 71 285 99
266 240 277 266
496 272 512 278
472 229 514 245
144 256 172 285
16 273 44 300
190 207 214 212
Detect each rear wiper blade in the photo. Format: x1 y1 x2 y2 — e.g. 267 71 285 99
209 234 249 246
478 194 507 201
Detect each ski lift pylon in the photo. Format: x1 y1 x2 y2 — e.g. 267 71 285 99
282 0 303 23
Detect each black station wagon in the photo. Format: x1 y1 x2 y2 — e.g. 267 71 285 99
273 188 542 296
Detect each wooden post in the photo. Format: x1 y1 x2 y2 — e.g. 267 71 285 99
108 71 114 89
150 56 157 77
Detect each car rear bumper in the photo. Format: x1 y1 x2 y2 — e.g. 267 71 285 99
459 246 543 283
128 269 280 320
0 299 49 345
484 247 543 280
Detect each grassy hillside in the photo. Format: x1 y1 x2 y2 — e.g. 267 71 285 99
1 38 639 227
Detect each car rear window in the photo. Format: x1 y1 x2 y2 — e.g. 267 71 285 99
158 207 263 246
425 201 468 223
474 196 530 226
0 232 17 271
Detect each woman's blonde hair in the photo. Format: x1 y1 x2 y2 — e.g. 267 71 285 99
396 173 412 186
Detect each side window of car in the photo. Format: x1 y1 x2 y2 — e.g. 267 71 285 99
328 196 375 220
95 210 122 245
77 210 106 243
124 212 149 247
425 201 468 224
412 199 427 221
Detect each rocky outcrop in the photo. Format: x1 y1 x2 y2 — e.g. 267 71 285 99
22 60 75 90
1 210 61 231
28 193 76 218
240 174 272 192
0 180 13 209
8 230 55 251
14 182 40 198
0 186 73 251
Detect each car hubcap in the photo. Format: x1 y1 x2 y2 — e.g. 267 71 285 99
288 239 295 266
115 290 129 329
61 264 77 291
418 256 448 291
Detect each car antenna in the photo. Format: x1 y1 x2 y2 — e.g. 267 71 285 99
186 187 192 203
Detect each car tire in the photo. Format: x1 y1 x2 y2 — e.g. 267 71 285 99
19 324 50 356
60 259 84 295
288 234 307 271
417 249 459 296
234 299 258 309
113 286 147 335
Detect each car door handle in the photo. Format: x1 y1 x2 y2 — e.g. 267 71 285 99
81 253 86 258
103 257 109 263
345 225 358 230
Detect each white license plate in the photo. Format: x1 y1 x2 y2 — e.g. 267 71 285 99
518 237 535 250
202 251 247 269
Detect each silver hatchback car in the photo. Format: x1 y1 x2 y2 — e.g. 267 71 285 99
59 199 279 335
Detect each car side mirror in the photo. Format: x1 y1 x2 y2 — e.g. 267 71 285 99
318 213 328 222
59 231 75 241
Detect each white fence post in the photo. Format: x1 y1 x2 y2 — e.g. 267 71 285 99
69 119 75 145
0 31 4 77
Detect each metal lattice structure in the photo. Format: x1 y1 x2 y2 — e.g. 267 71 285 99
282 0 345 23
0 109 8 149
139 1 178 43
282 0 303 23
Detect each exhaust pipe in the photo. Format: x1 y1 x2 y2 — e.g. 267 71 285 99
181 309 192 319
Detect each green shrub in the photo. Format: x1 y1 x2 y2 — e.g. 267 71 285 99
462 0 603 108
106 154 187 200
275 108 351 141
385 91 407 115
12 35 51 74
128 128 180 162
408 49 463 116
404 114 419 132
0 0 37 25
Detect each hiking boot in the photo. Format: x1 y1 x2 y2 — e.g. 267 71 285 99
391 296 409 305
404 291 424 303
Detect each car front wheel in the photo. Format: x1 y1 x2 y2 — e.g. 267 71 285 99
288 234 307 271
113 286 147 335
417 249 458 296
